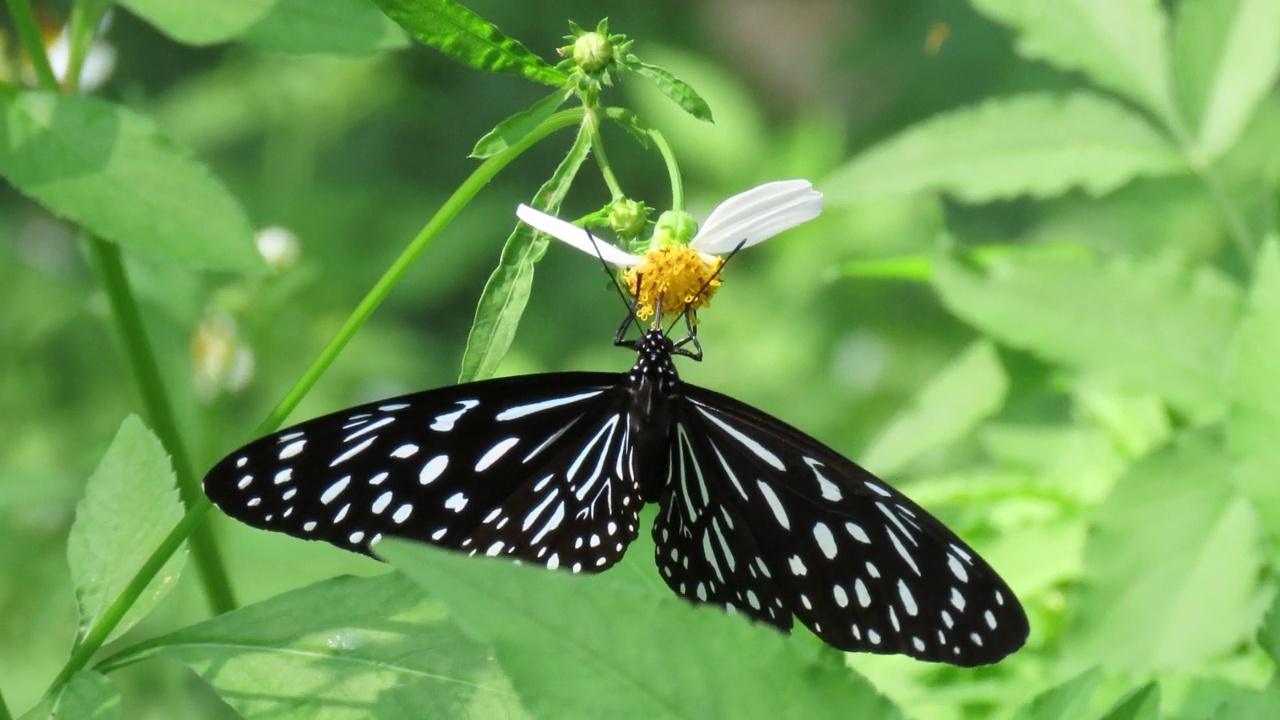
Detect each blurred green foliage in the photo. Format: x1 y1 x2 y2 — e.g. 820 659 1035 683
4 0 1280 718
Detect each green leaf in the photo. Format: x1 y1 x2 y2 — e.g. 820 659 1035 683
372 0 566 85
1066 432 1263 671
119 0 408 54
970 0 1176 119
1174 0 1280 160
1257 590 1280 666
825 92 1184 203
1099 683 1160 720
933 247 1242 422
54 672 121 720
627 60 714 123
471 88 571 158
1227 240 1280 551
67 416 186 645
381 540 903 720
459 123 592 382
0 89 263 272
109 574 526 719
1013 668 1100 720
862 341 1007 475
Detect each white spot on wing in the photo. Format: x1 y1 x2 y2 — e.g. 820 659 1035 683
444 492 468 512
756 480 790 529
330 437 375 467
813 522 837 559
475 437 519 471
431 399 479 431
496 390 604 420
419 455 448 485
279 439 305 459
696 406 785 470
320 476 350 505
391 443 419 459
393 504 413 524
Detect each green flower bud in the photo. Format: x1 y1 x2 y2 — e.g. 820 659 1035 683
654 210 698 247
608 200 650 241
572 32 613 74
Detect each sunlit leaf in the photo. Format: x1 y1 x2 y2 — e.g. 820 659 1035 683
1098 683 1159 720
826 93 1183 203
1067 432 1263 671
472 88 572 158
627 61 714 123
0 89 263 272
970 0 1176 119
372 0 566 85
106 574 527 719
382 540 903 720
53 672 120 720
459 123 591 382
1013 668 1100 720
933 247 1241 422
120 0 408 54
67 416 186 645
862 341 1007 475
1173 0 1280 160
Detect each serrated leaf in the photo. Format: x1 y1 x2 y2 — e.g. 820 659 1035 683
826 93 1183 203
862 341 1007 475
372 0 566 85
1014 668 1100 720
54 672 120 720
0 89 263 272
970 0 1176 119
67 416 186 645
109 573 525 719
1174 0 1280 160
120 0 408 54
628 60 714 123
933 247 1241 422
471 88 571 158
1066 432 1262 671
1229 238 1280 551
381 540 903 720
1099 684 1160 720
459 123 592 382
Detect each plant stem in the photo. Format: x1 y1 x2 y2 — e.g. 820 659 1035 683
5 0 58 89
86 238 237 614
644 124 683 213
586 109 624 201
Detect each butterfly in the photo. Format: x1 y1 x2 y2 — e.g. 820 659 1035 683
203 304 1029 666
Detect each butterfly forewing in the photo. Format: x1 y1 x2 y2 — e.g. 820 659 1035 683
204 373 643 571
668 385 1029 666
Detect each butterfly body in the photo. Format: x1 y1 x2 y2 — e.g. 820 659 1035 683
205 327 1028 666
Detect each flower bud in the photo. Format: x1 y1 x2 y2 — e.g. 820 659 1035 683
572 32 613 74
608 199 650 242
256 226 301 273
654 210 698 247
192 313 254 399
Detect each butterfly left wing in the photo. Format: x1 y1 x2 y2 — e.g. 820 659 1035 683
656 383 1028 666
204 373 645 572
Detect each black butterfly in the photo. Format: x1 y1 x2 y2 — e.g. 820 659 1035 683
204 308 1029 666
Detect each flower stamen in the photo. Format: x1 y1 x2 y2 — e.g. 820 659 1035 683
623 245 724 321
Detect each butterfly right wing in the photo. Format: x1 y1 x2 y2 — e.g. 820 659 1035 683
203 372 645 572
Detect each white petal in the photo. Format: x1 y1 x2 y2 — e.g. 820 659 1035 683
516 205 640 266
690 180 823 254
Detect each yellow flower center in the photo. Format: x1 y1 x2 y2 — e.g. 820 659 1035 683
623 245 724 321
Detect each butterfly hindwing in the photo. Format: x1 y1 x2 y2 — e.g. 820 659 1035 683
204 373 644 571
661 384 1028 666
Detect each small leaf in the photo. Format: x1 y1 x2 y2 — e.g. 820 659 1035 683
862 341 1007 475
627 60 714 123
119 0 408 54
459 123 592 382
372 0 566 85
1099 683 1160 720
933 247 1242 422
1229 238 1280 554
1257 591 1280 667
825 92 1184 204
54 672 121 720
108 574 525 719
1013 668 1100 720
606 107 653 148
1173 0 1280 160
472 88 571 158
1066 432 1263 671
67 416 186 645
381 540 903 720
970 0 1176 119
0 89 263 272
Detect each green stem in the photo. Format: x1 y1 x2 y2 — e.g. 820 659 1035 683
62 0 113 94
644 125 683 212
586 109 624 201
6 0 59 90
86 238 237 614
253 107 585 435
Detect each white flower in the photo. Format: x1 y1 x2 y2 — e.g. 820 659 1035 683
256 225 302 272
516 179 822 319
